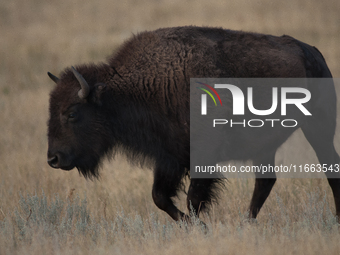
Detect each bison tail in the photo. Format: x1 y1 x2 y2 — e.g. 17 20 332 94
296 40 332 78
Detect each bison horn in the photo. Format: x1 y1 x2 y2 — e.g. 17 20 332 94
71 66 90 99
47 72 60 83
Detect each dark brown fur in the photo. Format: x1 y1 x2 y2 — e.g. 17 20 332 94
47 26 340 223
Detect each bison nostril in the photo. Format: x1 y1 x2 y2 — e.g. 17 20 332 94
48 155 59 168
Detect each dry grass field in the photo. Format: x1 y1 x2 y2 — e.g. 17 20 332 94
1 0 340 254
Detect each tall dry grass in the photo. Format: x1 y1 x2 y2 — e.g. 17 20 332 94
1 0 340 254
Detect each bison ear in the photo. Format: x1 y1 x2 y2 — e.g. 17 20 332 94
92 83 107 104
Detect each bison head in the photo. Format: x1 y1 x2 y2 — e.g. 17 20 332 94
47 66 112 179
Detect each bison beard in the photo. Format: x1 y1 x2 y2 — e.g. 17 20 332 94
47 26 340 224
74 143 105 179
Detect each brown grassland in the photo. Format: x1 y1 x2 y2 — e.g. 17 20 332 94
1 0 340 254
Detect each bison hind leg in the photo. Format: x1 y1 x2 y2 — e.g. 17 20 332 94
301 111 340 221
248 152 277 220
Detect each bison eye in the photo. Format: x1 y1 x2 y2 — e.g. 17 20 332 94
68 112 78 122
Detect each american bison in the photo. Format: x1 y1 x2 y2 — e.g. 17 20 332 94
47 26 340 223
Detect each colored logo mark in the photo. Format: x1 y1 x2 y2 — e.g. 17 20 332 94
196 82 222 106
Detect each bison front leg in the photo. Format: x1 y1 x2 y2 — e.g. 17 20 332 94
187 178 223 217
152 164 187 221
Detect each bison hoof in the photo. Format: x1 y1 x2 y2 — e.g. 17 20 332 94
179 214 208 234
